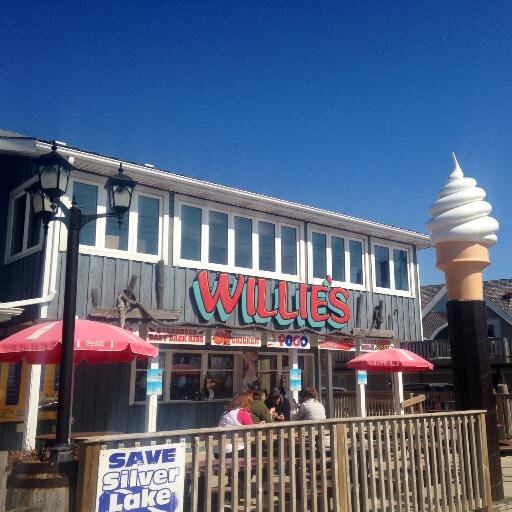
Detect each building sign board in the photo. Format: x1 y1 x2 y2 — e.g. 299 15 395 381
193 271 351 329
318 335 355 351
211 329 261 347
360 340 394 352
95 443 185 512
147 327 206 345
266 333 311 349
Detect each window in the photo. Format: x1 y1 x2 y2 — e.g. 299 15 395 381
131 350 236 403
64 175 167 263
73 182 98 246
235 216 252 267
371 240 413 295
174 197 301 279
307 225 365 289
5 187 43 262
209 211 228 264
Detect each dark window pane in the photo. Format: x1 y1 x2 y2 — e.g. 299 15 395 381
312 232 327 279
170 371 201 400
105 214 129 251
10 196 26 255
209 211 228 264
181 205 202 261
206 371 233 399
137 196 159 254
235 216 252 268
208 354 234 370
258 221 275 271
26 205 41 248
393 248 409 291
349 240 363 284
375 245 390 288
172 353 202 369
281 226 297 275
134 371 147 402
73 182 97 246
331 236 345 282
5 363 22 405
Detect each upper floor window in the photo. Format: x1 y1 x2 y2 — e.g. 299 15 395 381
371 240 413 296
5 184 43 263
64 174 167 263
307 225 365 289
174 197 301 280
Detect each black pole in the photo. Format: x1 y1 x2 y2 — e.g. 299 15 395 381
52 205 81 462
447 300 504 501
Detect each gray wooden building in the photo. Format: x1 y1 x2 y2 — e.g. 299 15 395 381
0 132 430 449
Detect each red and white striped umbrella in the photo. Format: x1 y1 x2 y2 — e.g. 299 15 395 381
0 319 157 364
347 347 433 373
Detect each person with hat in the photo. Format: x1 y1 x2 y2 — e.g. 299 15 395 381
265 387 291 421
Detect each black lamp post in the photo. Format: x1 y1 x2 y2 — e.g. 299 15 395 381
30 143 136 462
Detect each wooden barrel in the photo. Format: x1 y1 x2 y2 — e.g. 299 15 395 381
6 461 78 512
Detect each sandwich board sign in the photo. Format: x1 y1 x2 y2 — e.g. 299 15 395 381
95 442 185 511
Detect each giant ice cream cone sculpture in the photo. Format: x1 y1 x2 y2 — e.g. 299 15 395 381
427 154 499 300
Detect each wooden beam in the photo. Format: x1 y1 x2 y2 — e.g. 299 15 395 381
88 307 181 321
352 328 394 338
400 394 426 409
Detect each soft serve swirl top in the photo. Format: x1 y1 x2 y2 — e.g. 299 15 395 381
427 155 498 247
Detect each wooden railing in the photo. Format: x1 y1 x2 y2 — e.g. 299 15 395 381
332 338 511 363
330 391 424 418
76 411 492 512
496 393 512 441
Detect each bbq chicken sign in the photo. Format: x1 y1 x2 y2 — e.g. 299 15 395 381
192 271 351 329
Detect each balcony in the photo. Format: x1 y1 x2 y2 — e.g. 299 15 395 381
332 337 511 365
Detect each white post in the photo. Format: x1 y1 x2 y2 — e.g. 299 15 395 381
355 338 366 417
392 372 404 415
22 365 42 450
289 349 299 412
23 222 60 450
144 356 159 433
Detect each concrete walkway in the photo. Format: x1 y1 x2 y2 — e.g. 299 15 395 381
493 457 512 511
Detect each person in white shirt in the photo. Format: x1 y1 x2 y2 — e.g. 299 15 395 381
293 387 326 421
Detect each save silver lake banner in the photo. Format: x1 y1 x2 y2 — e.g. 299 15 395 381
95 443 185 512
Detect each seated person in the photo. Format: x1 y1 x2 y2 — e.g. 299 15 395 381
265 387 291 421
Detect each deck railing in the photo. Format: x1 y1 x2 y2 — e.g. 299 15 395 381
76 410 491 512
332 338 510 363
496 393 512 441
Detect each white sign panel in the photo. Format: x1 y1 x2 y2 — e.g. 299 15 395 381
211 329 261 347
266 333 310 349
148 327 206 345
95 443 185 512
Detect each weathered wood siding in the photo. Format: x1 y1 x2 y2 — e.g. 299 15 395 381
0 155 43 305
46 254 422 339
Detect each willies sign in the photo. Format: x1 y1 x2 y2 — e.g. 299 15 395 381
192 271 351 329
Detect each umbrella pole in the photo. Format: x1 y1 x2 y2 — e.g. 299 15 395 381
392 372 404 415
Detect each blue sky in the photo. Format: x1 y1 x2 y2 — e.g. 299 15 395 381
1 1 510 285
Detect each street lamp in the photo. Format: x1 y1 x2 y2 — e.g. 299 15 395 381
29 143 136 462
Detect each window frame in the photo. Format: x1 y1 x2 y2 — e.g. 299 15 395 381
59 171 169 263
173 195 304 281
306 224 367 290
4 177 44 264
130 349 239 404
370 238 414 297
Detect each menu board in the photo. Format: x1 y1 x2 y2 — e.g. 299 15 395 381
318 335 355 351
